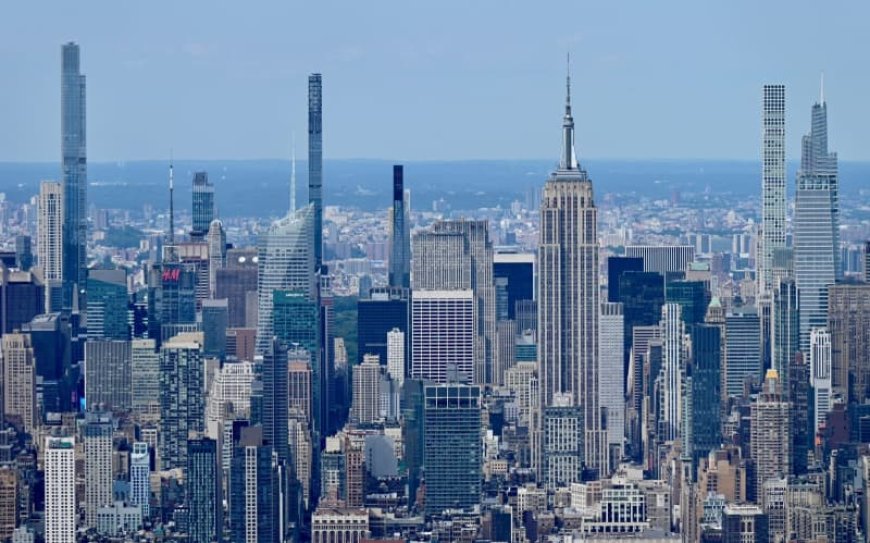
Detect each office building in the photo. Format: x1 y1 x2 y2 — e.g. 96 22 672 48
759 84 787 296
159 333 205 470
542 393 584 489
206 219 226 298
202 298 228 359
828 283 870 404
538 74 606 474
129 442 150 519
660 303 684 442
95 502 142 537
352 355 382 425
216 248 258 328
751 370 791 492
86 269 129 340
44 437 76 543
624 245 695 275
187 437 222 543
809 328 832 438
493 250 535 321
357 286 408 365
411 289 474 383
0 268 45 336
84 340 131 412
771 278 798 395
148 261 196 343
665 280 708 325
686 324 722 468
190 171 215 239
256 205 315 354
599 302 624 466
618 271 665 387
131 339 159 413
15 236 31 273
725 311 761 397
230 425 278 543
309 73 323 271
0 468 16 541
386 327 404 386
311 508 369 543
1 333 36 433
37 181 63 311
794 91 840 353
607 256 644 303
430 219 496 384
423 384 482 516
388 164 411 289
288 353 312 422
262 338 290 463
22 313 72 413
61 42 87 309
722 504 768 543
84 412 113 528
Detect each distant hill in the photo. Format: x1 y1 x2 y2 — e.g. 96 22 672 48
1 159 867 216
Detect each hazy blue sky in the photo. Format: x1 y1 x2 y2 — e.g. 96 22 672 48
1 1 868 162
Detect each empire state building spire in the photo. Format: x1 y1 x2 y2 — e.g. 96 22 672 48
560 56 579 171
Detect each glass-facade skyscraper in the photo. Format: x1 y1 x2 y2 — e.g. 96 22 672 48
759 84 787 296
190 171 215 240
388 165 410 290
61 42 87 309
794 90 839 353
308 74 323 272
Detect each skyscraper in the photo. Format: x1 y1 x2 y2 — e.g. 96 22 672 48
230 425 279 543
44 437 76 543
1 333 36 433
538 71 605 473
725 311 762 397
261 338 290 464
411 289 474 383
828 283 870 404
86 269 129 340
84 340 132 412
388 165 411 289
759 84 787 296
37 181 63 311
129 442 150 519
84 412 113 528
308 73 323 271
351 355 382 425
190 172 215 239
794 88 839 352
187 437 222 543
751 370 791 493
624 246 695 275
61 42 87 310
660 303 684 443
256 205 315 354
423 384 482 516
685 324 722 468
386 328 405 386
771 278 799 395
159 333 205 470
599 302 625 467
607 256 643 303
809 328 832 438
541 393 584 489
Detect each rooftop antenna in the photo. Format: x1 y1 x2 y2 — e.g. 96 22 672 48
169 150 175 244
820 71 825 105
290 132 297 213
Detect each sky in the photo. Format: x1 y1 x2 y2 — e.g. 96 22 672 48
1 1 868 162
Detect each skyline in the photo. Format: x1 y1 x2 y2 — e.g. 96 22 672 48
1 1 869 162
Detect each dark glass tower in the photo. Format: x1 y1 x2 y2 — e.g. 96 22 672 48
357 287 409 365
308 74 323 271
423 384 482 516
262 338 290 464
389 165 411 289
186 437 222 543
617 271 665 381
190 171 215 239
665 280 709 325
61 42 87 309
686 324 721 469
607 256 643 303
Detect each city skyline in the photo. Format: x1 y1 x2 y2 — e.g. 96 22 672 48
2 2 869 162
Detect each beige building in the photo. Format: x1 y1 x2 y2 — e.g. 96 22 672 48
2 333 37 433
311 508 369 543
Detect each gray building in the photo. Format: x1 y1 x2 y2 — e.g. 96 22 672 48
159 333 205 470
388 165 411 290
624 245 695 275
190 172 215 240
84 340 131 412
725 311 762 397
759 84 787 296
308 73 323 271
538 73 606 474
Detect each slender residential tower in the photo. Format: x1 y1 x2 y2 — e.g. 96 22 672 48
61 42 87 309
308 74 323 271
794 81 839 352
538 67 606 475
759 84 786 296
389 165 411 289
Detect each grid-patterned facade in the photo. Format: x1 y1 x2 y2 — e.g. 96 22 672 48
760 84 787 296
411 290 474 383
61 42 87 309
45 437 76 543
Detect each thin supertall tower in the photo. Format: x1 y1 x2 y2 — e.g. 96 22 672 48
538 67 606 475
759 84 786 296
389 165 411 289
308 74 323 271
61 42 87 309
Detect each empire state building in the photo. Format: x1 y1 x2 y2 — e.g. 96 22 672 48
538 70 606 475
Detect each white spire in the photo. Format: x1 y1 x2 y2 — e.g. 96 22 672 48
560 53 578 171
168 150 175 245
290 132 297 213
820 71 825 105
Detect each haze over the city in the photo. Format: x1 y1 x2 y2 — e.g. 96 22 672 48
2 0 870 162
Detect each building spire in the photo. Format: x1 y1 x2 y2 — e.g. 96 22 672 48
820 71 825 105
290 132 297 213
169 150 175 245
560 53 578 170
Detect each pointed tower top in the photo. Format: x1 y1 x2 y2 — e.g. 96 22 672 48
820 71 825 105
559 53 579 171
290 132 297 214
